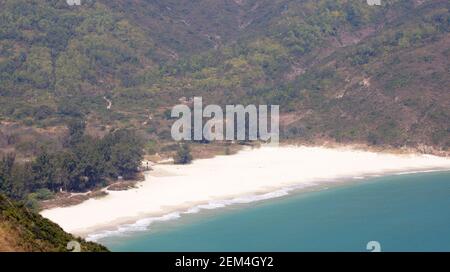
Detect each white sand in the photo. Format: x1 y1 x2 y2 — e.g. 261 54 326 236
41 146 450 237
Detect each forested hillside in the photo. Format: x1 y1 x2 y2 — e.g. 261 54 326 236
0 0 449 155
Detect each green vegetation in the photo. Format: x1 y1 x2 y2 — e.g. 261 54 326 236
0 120 144 207
0 0 449 153
2 0 448 252
0 194 108 252
174 143 193 165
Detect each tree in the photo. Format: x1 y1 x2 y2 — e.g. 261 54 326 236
32 151 57 191
66 119 86 147
54 151 80 191
0 127 144 198
0 153 16 195
174 143 193 165
100 129 144 179
0 153 32 199
72 138 107 191
345 5 362 27
110 142 142 179
9 162 33 200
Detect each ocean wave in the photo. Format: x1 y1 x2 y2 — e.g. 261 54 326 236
85 169 449 242
394 169 440 176
86 212 182 242
86 185 308 242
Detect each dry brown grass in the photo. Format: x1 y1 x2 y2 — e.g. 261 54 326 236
0 223 24 252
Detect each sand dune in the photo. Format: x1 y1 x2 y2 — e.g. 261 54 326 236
41 146 450 237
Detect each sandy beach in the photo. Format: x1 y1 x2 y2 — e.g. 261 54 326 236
40 146 450 239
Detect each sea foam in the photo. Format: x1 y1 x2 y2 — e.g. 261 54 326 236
86 185 308 242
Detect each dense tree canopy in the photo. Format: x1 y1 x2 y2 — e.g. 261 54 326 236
0 121 144 205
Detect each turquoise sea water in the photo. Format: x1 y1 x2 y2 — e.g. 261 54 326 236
99 171 450 252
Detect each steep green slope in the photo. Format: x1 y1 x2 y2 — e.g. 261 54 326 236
0 194 108 252
0 0 448 152
261 0 450 148
0 0 166 122
158 0 450 150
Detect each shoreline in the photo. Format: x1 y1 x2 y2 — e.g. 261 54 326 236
85 168 450 242
40 145 450 240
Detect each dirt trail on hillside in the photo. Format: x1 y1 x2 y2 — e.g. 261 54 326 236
103 97 112 110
